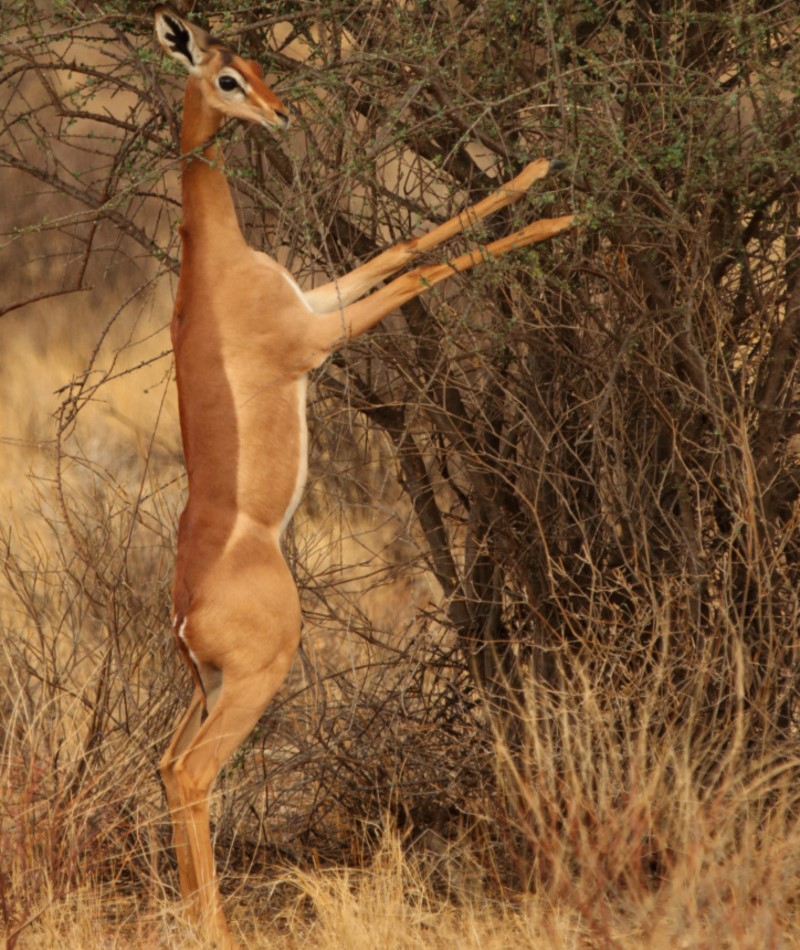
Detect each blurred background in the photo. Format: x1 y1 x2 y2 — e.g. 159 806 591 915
1 2 799 946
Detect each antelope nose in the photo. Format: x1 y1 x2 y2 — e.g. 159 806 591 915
274 109 290 130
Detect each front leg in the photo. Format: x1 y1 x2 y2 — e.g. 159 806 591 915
303 158 562 313
305 211 575 364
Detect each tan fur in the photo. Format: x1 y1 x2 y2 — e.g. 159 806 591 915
153 6 574 946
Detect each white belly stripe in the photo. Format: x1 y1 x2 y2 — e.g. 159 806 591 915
177 616 201 668
280 375 309 535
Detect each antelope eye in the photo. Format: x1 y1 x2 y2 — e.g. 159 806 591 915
218 75 241 93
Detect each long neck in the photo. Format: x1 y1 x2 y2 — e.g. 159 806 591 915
180 77 246 251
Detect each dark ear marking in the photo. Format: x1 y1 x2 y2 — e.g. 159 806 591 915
154 6 209 72
162 13 195 66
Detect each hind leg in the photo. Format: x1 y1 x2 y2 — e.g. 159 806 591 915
162 635 299 947
160 687 206 913
161 622 220 914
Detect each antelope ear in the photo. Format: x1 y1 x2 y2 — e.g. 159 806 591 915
154 5 209 73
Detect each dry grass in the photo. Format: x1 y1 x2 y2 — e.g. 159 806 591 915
5 693 800 950
3 373 800 949
3 3 800 948
6 306 798 949
2 138 798 950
